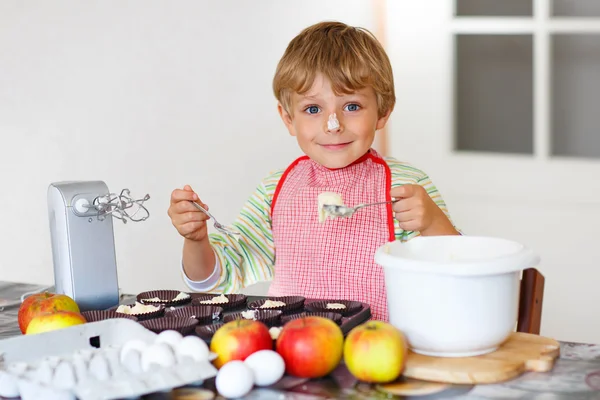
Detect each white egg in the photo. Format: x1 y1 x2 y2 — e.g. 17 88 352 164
155 330 183 347
42 356 62 369
215 360 254 399
27 360 53 384
103 347 125 376
120 339 148 363
141 342 176 372
74 348 96 362
0 371 19 398
244 350 285 386
18 378 76 400
70 354 89 383
88 353 111 381
7 362 28 375
122 349 142 374
53 361 77 389
174 335 210 363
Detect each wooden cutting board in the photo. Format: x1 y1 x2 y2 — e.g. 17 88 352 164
402 332 560 384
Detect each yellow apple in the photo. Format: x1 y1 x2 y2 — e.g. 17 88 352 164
25 310 87 335
343 320 408 383
18 292 80 334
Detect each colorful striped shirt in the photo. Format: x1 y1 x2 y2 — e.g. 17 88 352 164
181 154 455 293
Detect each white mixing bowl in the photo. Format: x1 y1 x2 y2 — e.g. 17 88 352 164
374 235 540 357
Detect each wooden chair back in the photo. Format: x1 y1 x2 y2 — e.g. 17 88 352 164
517 268 545 334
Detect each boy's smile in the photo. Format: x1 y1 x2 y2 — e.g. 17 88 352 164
320 142 352 151
278 74 391 169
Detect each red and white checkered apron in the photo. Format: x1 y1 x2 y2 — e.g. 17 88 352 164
268 149 395 321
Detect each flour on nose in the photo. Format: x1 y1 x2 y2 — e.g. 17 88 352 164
327 113 340 131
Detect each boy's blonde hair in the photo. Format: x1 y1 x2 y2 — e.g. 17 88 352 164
273 21 395 118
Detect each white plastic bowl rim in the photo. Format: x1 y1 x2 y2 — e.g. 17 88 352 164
374 235 541 277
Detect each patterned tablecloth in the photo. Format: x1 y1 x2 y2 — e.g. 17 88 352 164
1 281 599 399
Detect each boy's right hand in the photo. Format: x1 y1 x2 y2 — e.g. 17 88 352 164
168 185 211 242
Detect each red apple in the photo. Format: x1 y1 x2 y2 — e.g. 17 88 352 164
18 292 81 334
276 316 344 378
25 310 87 335
210 319 273 368
343 321 408 383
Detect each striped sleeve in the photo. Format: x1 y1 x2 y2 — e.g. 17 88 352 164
385 157 459 242
204 170 283 293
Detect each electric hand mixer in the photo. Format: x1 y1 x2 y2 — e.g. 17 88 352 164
47 181 150 311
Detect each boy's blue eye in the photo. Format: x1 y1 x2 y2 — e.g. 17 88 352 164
345 103 360 112
305 106 320 114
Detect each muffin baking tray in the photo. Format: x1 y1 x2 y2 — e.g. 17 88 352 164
98 291 372 343
197 296 371 343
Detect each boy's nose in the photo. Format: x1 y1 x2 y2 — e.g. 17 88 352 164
326 113 342 134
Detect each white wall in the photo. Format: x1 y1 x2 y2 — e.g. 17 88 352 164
0 1 375 294
3 0 597 345
385 0 600 345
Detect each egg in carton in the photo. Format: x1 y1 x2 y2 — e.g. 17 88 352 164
2 335 217 400
0 319 218 400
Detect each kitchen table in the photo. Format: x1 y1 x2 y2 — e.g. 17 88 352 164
1 281 599 399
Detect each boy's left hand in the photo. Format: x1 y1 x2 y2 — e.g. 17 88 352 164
390 185 459 236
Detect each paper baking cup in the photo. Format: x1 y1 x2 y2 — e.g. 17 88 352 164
113 303 165 321
81 310 138 323
140 316 199 335
191 294 247 310
195 323 224 341
247 296 305 313
223 310 283 326
304 300 363 316
281 312 343 325
164 306 223 324
136 290 192 307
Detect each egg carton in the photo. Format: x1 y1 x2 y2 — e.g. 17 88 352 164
0 318 217 400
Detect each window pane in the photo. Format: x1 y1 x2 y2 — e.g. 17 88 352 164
456 0 533 16
455 35 533 154
551 35 600 158
552 0 600 17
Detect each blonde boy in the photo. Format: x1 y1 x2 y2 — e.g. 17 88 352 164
168 21 459 321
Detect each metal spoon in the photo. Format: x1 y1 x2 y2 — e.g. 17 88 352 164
189 201 241 239
322 199 400 219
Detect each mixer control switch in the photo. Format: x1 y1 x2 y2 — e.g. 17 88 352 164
74 198 90 214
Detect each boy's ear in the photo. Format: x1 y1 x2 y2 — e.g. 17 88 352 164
375 107 394 131
277 103 296 136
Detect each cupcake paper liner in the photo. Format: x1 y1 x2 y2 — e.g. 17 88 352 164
136 289 192 307
164 305 223 324
112 303 165 321
140 316 199 335
304 300 363 316
281 312 343 325
191 293 247 310
81 310 138 323
247 296 305 314
195 323 224 341
223 310 283 326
